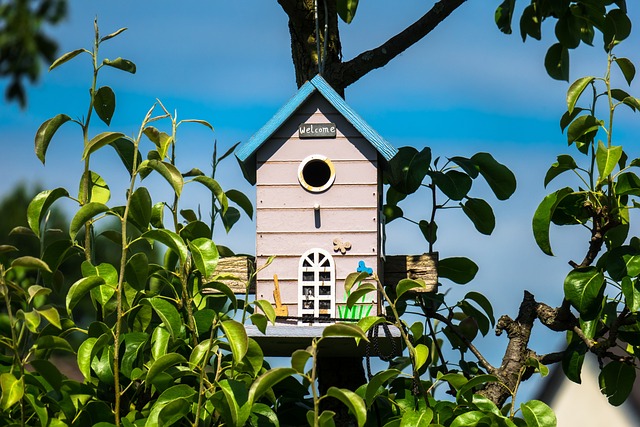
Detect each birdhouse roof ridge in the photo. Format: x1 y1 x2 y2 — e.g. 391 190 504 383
235 74 397 183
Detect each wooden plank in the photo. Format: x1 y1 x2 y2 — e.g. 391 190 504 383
257 231 378 257
257 184 378 209
257 207 378 233
384 253 438 292
207 256 256 294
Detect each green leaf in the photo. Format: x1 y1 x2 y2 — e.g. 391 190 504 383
456 374 499 401
125 253 149 291
495 0 516 34
396 279 425 300
519 4 541 41
67 276 106 313
30 359 65 390
465 291 495 327
622 277 640 312
322 323 367 341
94 86 116 126
248 367 297 404
102 57 136 73
345 271 370 293
564 267 605 318
337 0 359 24
603 8 631 50
226 189 253 219
382 204 403 223
189 238 219 281
520 400 557 427
357 316 386 335
364 369 401 408
562 339 587 384
11 256 52 273
430 170 472 201
596 141 623 184
36 306 62 329
70 202 110 241
254 299 277 324
193 176 228 214
470 152 516 200
27 188 69 237
77 337 97 379
461 198 495 235
418 220 437 244
82 131 126 160
544 154 577 187
35 335 74 353
567 76 595 114
221 207 241 233
121 332 148 378
567 115 601 145
615 57 636 85
146 353 187 385
49 48 87 71
414 343 429 371
143 126 173 160
79 171 110 204
532 187 573 256
221 319 248 363
128 187 152 231
347 283 377 307
181 118 214 130
450 411 486 427
438 257 478 284
142 297 182 340
326 387 367 427
151 202 165 228
157 398 191 427
291 349 313 374
545 43 569 81
35 114 73 164
449 156 479 178
139 160 183 197
142 229 188 264
146 385 196 427
190 341 214 367
385 146 431 195
100 27 127 42
599 360 636 406
110 137 142 177
0 373 24 411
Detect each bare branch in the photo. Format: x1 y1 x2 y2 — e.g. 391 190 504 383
336 0 467 89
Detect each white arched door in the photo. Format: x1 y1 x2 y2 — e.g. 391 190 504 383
298 248 335 325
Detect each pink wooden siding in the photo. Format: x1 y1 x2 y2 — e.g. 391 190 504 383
257 184 377 208
255 92 381 317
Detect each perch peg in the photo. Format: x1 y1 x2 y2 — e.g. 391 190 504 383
272 274 288 316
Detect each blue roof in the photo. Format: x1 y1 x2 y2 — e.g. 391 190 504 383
235 75 397 184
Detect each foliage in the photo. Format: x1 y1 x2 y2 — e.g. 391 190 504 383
0 0 67 108
496 0 629 81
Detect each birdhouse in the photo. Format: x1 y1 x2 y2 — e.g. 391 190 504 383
236 75 397 325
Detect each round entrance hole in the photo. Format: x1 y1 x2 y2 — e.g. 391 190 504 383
298 155 335 192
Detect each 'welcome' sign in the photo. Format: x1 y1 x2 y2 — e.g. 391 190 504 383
298 123 336 139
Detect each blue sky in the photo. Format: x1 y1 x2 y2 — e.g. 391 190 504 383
2 1 640 402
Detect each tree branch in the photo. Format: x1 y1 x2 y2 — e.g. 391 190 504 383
335 0 467 89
